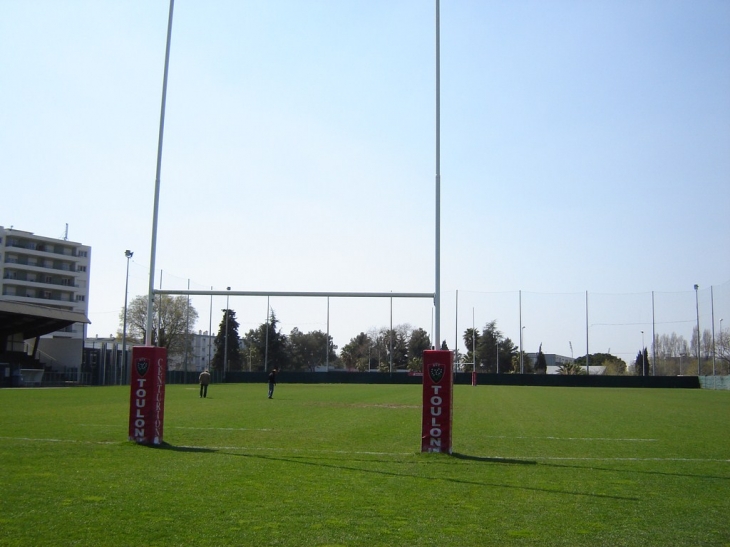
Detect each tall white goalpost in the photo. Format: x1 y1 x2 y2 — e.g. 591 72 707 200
143 0 442 348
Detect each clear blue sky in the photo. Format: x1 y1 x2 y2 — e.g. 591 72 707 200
1 1 728 364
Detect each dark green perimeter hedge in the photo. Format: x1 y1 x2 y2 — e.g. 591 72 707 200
167 370 700 388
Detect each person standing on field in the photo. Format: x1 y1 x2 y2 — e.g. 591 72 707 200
268 368 277 399
199 369 211 398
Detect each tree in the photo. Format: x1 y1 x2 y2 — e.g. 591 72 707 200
689 327 716 374
718 326 730 374
211 309 243 371
634 348 650 376
557 361 586 375
534 344 548 374
655 332 688 360
368 328 390 371
244 310 288 371
341 325 429 373
341 332 372 371
120 294 198 359
407 328 431 372
602 356 627 376
469 320 518 374
382 328 408 371
289 328 337 371
462 328 480 372
574 353 626 375
510 354 520 374
408 327 431 354
519 352 534 374
475 320 500 372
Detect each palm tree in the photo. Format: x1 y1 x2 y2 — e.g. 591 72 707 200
557 361 586 375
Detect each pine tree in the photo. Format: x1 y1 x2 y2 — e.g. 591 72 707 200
211 309 243 371
244 310 289 371
535 343 548 374
635 350 645 376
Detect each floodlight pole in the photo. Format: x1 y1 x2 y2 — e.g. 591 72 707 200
184 278 190 374
641 330 645 376
496 341 499 374
208 286 213 370
711 285 716 382
454 289 458 367
519 290 523 374
434 0 441 350
122 250 133 383
224 287 230 377
389 293 393 373
695 284 700 375
145 0 175 345
472 307 475 370
651 291 656 376
265 296 270 372
585 291 590 374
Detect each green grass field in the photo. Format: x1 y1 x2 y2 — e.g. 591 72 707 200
1 383 728 546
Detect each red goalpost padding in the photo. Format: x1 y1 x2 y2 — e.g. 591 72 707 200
421 350 454 454
128 346 167 445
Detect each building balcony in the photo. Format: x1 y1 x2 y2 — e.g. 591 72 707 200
1 290 77 306
4 239 81 257
2 276 79 290
3 258 84 275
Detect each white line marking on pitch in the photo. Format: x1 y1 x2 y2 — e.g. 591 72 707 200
531 456 730 462
173 427 273 432
0 436 119 445
483 436 658 442
79 424 273 432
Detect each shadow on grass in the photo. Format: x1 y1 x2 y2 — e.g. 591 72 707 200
221 450 639 502
537 460 730 482
140 441 218 454
451 452 537 465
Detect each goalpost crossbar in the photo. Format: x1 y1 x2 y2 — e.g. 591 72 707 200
153 289 434 300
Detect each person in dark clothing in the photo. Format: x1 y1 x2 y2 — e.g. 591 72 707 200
268 369 277 399
199 369 211 398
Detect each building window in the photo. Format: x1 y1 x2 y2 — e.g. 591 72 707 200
77 265 86 272
45 276 53 283
76 295 85 302
77 250 88 257
43 291 52 299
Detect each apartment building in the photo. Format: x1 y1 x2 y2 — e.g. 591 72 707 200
166 330 216 372
0 226 90 343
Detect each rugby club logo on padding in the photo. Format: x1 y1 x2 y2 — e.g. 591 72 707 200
136 358 149 377
429 362 445 383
